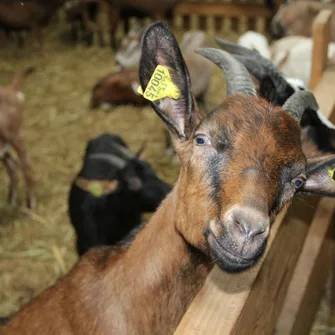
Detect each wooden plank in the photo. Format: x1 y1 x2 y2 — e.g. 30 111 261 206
275 198 335 335
174 197 320 335
309 9 333 90
273 62 335 335
312 65 335 122
174 3 272 19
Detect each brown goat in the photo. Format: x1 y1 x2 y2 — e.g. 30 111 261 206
0 0 66 52
2 22 335 335
0 67 35 209
271 1 335 40
111 29 213 111
90 68 146 108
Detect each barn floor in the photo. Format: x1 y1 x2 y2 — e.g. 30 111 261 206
0 20 332 334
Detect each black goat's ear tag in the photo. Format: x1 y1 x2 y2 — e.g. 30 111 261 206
76 178 119 197
87 182 104 197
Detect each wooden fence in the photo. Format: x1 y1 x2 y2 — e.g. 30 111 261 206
173 9 335 335
173 1 275 35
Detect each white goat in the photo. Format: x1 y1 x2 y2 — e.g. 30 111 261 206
237 31 271 59
271 36 335 87
237 31 335 87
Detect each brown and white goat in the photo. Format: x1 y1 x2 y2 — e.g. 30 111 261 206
271 1 335 40
2 22 335 335
0 67 35 209
92 30 213 109
90 68 146 108
114 28 214 108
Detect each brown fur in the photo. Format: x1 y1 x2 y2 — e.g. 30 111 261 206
90 68 146 108
1 94 308 335
0 67 35 209
271 1 335 41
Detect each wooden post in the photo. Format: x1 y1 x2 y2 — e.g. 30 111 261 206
309 9 332 90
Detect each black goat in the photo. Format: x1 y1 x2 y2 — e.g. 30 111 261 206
214 38 335 155
68 133 171 256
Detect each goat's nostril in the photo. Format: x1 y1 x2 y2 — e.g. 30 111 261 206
233 211 268 238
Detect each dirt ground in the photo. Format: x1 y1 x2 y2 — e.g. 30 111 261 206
0 19 332 334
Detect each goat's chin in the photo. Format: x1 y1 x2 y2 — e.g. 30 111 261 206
207 233 267 273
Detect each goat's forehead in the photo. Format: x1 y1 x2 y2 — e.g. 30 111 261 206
199 96 302 153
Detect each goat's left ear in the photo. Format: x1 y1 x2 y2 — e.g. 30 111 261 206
259 75 277 104
301 154 335 197
138 21 202 141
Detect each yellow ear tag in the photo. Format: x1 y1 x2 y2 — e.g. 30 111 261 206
328 167 335 184
137 65 181 101
87 182 104 197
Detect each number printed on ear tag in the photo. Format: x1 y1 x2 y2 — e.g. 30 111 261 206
137 65 181 101
328 167 335 184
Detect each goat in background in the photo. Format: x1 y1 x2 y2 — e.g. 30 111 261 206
0 66 35 209
68 133 171 255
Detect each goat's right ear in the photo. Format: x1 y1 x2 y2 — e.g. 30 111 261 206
138 21 202 141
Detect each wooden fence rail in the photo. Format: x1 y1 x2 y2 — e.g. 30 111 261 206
173 2 273 34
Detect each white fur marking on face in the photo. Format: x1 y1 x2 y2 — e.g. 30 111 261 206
101 102 112 110
285 77 306 91
131 81 140 95
16 92 25 101
315 109 335 130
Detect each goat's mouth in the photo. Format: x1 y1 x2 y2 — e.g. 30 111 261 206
206 231 267 273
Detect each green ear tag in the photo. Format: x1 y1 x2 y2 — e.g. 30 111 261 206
137 65 181 102
328 167 335 184
87 182 104 197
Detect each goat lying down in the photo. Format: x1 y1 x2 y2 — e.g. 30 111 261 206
0 66 35 209
68 133 171 256
213 38 335 157
90 68 147 108
2 22 335 335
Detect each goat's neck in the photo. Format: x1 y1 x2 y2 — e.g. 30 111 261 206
106 188 212 334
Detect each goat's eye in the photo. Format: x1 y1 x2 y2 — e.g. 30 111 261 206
293 177 305 189
195 135 210 146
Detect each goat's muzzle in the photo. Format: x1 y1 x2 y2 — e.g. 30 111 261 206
206 207 270 273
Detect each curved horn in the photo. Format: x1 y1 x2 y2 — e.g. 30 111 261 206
108 142 135 160
215 37 258 57
88 153 127 169
215 38 289 94
282 91 320 121
195 48 256 97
